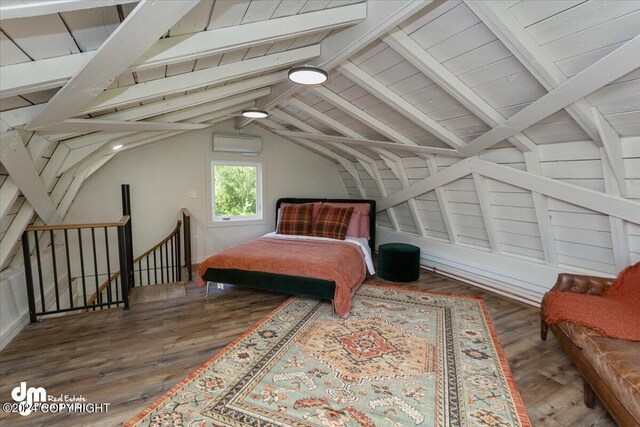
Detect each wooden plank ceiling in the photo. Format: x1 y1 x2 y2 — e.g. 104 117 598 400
0 0 639 302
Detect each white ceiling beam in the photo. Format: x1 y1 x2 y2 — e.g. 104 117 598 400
151 89 269 123
25 0 201 130
425 155 457 244
380 154 640 228
385 28 561 263
252 119 343 167
39 119 211 134
523 149 559 266
311 85 421 146
267 109 367 198
270 108 319 134
57 97 259 175
470 158 640 224
42 73 284 142
79 44 320 116
275 130 463 157
464 0 601 145
0 4 364 99
472 172 500 253
67 100 256 167
186 102 255 125
384 29 534 153
239 0 434 127
285 97 360 138
0 143 70 268
0 134 51 223
601 147 632 272
279 98 401 231
133 3 365 72
0 53 92 99
378 158 473 211
377 150 429 238
0 0 138 20
0 131 61 224
338 61 465 149
459 36 640 157
592 107 627 196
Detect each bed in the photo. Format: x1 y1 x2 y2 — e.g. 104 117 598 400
198 198 376 317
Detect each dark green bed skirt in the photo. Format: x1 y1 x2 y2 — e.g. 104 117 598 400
202 268 336 301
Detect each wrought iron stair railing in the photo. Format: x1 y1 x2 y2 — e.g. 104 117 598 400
22 208 192 323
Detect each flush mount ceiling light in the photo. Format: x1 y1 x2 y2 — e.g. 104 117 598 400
241 109 269 119
112 144 123 150
288 66 328 85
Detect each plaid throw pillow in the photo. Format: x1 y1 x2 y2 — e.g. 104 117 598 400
312 205 354 240
277 203 313 236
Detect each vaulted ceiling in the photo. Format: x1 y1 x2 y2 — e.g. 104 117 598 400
1 0 639 301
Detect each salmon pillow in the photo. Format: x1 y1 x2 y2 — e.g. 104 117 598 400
324 203 370 239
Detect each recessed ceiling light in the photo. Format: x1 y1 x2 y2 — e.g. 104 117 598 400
288 67 328 85
113 144 123 150
241 109 268 119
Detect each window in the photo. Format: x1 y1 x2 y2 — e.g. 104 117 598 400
210 160 263 223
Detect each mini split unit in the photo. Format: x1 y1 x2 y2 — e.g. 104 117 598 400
212 134 262 155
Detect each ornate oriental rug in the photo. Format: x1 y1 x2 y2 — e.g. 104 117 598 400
126 284 530 426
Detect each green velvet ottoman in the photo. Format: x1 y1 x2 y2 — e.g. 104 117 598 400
378 243 420 282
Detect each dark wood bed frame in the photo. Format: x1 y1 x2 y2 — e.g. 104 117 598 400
201 198 376 301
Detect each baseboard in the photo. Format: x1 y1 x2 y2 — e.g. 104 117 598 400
376 228 611 307
0 312 29 351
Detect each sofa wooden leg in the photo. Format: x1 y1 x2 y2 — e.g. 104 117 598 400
541 318 548 341
583 378 596 408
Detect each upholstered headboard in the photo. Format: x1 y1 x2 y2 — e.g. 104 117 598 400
275 198 376 252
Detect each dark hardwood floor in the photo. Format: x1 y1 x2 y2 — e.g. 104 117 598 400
0 269 615 426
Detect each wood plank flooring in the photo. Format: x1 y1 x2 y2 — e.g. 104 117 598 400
0 269 616 426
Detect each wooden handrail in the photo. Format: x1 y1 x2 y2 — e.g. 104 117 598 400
86 219 182 307
133 220 182 264
26 216 130 232
181 208 191 217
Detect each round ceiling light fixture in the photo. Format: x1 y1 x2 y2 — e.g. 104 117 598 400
241 109 269 119
112 144 123 150
288 66 328 85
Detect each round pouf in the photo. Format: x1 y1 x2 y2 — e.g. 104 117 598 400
378 243 420 282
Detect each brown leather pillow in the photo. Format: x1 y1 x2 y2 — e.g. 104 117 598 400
277 203 313 236
312 205 354 240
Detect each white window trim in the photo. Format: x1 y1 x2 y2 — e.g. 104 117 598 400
206 155 267 228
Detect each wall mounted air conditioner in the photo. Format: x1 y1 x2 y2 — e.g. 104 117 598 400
212 134 262 155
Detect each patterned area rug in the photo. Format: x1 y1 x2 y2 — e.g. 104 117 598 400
126 284 530 427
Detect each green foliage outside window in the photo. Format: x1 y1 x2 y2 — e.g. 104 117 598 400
214 165 257 217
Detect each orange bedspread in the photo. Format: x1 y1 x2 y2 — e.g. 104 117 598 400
543 261 640 341
196 237 367 317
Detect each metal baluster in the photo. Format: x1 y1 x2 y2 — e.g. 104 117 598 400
170 235 175 282
117 223 130 310
159 246 164 283
146 254 150 285
176 230 182 282
153 250 158 284
34 230 45 313
164 241 169 283
104 227 112 307
50 230 61 311
91 228 100 309
64 230 74 309
21 232 37 323
138 258 142 286
78 229 87 306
